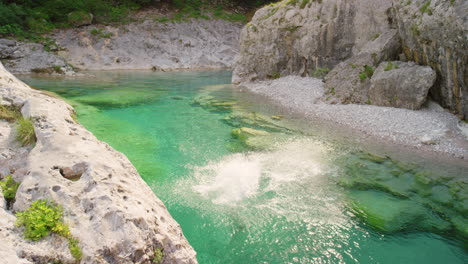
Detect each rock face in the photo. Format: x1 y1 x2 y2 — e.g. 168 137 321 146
392 0 468 118
233 0 467 118
53 19 242 70
0 40 74 75
323 30 401 104
0 62 197 263
369 61 436 109
232 0 393 83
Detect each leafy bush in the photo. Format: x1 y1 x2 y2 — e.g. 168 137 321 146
16 117 36 146
16 200 68 241
16 199 83 261
0 175 20 201
152 248 164 264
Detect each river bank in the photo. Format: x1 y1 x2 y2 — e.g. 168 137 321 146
237 76 468 163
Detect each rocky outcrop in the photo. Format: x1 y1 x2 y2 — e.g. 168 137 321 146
369 61 436 109
392 0 467 118
323 30 401 104
53 19 242 70
233 0 467 118
0 62 197 263
232 0 393 83
0 39 74 75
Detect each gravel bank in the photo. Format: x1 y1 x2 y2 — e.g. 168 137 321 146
238 76 468 160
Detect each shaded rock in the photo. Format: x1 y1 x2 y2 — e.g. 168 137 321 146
391 0 468 118
1 42 74 75
368 61 436 109
58 163 87 181
232 0 394 83
323 30 401 104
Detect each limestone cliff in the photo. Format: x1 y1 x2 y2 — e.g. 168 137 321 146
233 0 468 118
0 62 197 263
232 0 393 83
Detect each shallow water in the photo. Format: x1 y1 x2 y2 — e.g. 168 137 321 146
21 71 467 264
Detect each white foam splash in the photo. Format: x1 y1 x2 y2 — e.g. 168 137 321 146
192 139 330 205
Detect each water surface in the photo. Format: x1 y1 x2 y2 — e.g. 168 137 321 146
21 71 467 264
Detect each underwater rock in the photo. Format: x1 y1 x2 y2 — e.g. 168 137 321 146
349 190 427 233
73 89 163 108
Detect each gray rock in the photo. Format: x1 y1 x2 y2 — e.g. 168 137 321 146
0 39 16 47
232 0 393 83
369 61 436 109
391 0 468 118
1 42 74 75
0 62 197 263
53 19 242 70
323 30 401 104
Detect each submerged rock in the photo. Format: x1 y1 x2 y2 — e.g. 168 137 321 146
73 89 164 108
369 61 436 109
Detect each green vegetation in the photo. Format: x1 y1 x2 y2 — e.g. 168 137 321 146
16 200 68 240
0 175 20 203
384 62 400 71
420 1 432 15
300 0 310 9
0 104 21 122
359 65 374 81
312 67 330 78
0 0 276 39
152 248 164 264
16 117 36 146
16 199 82 261
90 28 113 38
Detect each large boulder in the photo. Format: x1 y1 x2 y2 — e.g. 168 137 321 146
391 0 468 118
0 39 18 59
0 62 197 263
232 0 393 83
369 61 436 109
1 42 74 75
323 30 401 103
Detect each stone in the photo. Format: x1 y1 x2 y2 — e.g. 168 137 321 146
368 61 436 109
54 19 242 70
1 42 74 75
0 39 16 47
391 0 468 118
0 62 197 263
232 0 394 83
323 30 401 104
349 190 427 233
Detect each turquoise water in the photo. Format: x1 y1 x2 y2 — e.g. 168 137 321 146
21 71 467 264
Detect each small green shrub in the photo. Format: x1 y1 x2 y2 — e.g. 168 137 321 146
69 237 83 261
359 65 374 81
0 105 20 122
16 199 83 261
384 62 400 71
16 200 67 241
0 175 20 201
152 248 164 264
420 1 432 14
16 117 36 146
312 67 330 78
300 0 310 9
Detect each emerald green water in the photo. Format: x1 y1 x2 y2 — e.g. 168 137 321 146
21 71 467 264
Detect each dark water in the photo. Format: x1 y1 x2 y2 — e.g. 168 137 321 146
21 71 467 264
